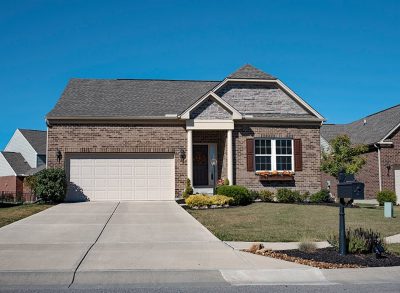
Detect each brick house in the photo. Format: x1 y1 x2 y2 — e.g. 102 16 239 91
321 104 400 203
46 64 325 201
0 129 47 195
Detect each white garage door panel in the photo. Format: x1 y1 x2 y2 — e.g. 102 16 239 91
67 154 175 201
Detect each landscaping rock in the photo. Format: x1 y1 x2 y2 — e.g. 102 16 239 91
246 243 264 253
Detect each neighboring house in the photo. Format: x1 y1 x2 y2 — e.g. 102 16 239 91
46 64 325 202
0 129 47 194
321 104 400 203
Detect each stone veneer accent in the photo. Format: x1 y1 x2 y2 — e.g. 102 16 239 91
216 82 310 116
190 98 232 120
47 122 322 197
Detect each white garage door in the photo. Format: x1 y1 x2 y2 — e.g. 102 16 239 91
66 154 175 201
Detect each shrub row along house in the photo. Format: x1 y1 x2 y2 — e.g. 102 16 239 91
321 104 400 203
0 129 47 195
46 64 326 201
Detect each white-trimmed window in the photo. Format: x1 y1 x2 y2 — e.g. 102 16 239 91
255 138 294 171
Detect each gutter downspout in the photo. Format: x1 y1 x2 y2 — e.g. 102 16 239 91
374 144 382 192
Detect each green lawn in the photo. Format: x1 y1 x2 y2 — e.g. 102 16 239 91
0 204 53 228
188 203 400 242
387 243 400 256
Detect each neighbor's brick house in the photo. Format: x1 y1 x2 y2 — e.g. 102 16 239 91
47 64 325 201
321 104 400 203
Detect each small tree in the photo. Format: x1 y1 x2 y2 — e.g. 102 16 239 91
321 134 368 179
182 178 193 199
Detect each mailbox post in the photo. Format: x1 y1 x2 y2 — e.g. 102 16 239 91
337 172 365 255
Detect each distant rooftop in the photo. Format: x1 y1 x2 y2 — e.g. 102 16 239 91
321 104 400 145
18 129 47 154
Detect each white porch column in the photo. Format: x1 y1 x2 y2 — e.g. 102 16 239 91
227 129 233 185
187 130 193 185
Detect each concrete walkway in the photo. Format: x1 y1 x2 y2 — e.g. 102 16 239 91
385 233 400 244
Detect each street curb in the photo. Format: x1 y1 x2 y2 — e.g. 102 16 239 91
0 270 73 288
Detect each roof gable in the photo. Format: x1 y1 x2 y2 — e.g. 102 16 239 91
18 129 47 154
228 64 277 80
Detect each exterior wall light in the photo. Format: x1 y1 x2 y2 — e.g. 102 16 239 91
56 149 62 163
179 148 186 162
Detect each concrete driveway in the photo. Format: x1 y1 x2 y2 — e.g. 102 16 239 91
0 201 313 287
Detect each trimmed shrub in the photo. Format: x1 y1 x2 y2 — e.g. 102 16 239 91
216 185 252 206
276 188 302 203
249 190 260 201
185 194 211 208
34 168 67 203
310 189 331 203
182 178 193 199
376 190 396 206
223 178 230 186
185 194 233 208
259 190 274 202
328 227 384 254
210 195 234 206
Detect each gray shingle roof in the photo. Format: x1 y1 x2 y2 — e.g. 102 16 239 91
47 79 219 119
228 64 277 80
1 152 31 175
321 104 400 145
19 129 47 155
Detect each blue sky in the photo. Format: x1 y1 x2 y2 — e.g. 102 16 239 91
1 0 399 148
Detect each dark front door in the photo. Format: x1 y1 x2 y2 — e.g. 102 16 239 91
193 145 208 186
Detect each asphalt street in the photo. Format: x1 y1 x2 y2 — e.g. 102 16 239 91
1 284 400 293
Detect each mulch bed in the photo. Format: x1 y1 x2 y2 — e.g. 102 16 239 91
244 246 400 269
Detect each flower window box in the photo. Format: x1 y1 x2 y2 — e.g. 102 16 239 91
256 170 295 181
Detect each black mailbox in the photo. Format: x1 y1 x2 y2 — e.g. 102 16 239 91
337 172 365 200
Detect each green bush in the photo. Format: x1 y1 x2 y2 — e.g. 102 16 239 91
210 195 234 206
34 168 67 203
185 194 211 208
328 227 384 254
376 190 396 206
310 189 331 203
249 190 260 201
216 185 252 206
182 178 193 199
259 190 274 202
276 188 302 203
223 178 230 186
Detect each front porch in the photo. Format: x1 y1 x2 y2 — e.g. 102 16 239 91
186 128 234 190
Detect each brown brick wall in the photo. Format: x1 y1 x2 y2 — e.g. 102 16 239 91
48 122 322 196
0 176 22 193
381 128 400 192
47 124 188 196
233 123 321 193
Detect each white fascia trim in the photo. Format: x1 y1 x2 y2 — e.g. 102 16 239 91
180 91 242 120
379 122 400 143
211 78 326 122
186 119 234 130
